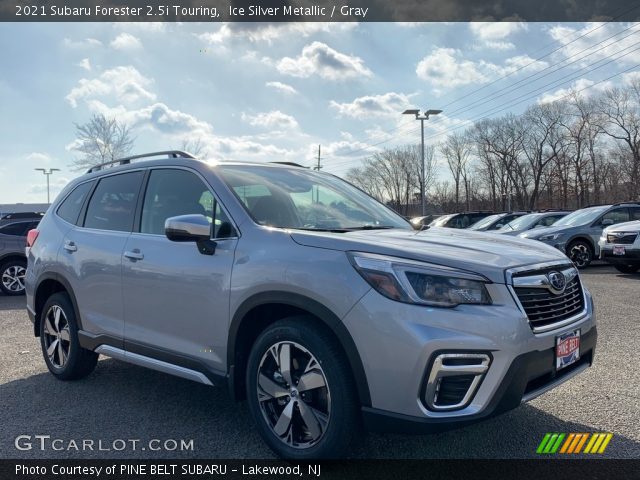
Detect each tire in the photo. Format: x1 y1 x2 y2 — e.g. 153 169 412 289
0 258 27 296
614 263 640 274
39 292 98 380
567 240 593 269
246 317 361 459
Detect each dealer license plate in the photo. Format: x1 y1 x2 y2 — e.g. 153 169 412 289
556 330 580 370
613 245 626 255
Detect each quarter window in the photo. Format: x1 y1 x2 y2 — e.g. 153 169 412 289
83 172 143 232
57 181 93 225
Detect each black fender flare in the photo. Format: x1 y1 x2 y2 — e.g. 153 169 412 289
227 291 371 407
33 272 83 335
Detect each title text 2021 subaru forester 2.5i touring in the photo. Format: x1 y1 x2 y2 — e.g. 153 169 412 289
25 151 596 459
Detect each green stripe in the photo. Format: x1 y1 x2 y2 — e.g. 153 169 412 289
550 433 566 453
537 433 552 454
544 434 559 453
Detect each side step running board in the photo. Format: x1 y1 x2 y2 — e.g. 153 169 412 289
95 345 214 386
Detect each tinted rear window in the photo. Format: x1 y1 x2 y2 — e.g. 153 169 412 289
0 222 30 236
84 172 143 232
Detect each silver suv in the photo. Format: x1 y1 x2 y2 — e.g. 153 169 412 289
26 152 597 459
599 220 640 274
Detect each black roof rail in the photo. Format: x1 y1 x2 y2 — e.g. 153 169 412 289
613 200 640 206
86 150 196 174
584 203 612 208
269 162 308 168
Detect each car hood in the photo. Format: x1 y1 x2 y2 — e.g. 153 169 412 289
289 227 569 284
518 224 575 239
604 220 640 233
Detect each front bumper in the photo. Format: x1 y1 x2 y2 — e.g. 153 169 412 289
362 327 596 433
342 281 596 429
599 244 640 265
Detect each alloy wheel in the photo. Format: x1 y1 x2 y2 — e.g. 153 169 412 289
1 265 26 293
256 341 331 449
42 305 71 368
569 243 591 268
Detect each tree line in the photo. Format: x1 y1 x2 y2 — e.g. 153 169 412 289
347 79 640 216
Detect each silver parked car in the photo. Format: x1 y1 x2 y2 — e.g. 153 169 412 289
496 211 571 236
599 220 640 274
26 152 597 459
0 220 40 295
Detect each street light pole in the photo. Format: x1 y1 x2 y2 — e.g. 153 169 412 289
402 108 442 216
35 168 61 204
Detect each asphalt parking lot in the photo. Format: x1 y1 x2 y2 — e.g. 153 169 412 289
0 264 638 459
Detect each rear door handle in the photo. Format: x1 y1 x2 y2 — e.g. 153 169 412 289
123 250 144 261
63 241 77 252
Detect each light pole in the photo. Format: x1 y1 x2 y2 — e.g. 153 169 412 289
402 108 442 216
35 168 60 204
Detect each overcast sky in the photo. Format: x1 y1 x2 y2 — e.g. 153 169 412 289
1 21 639 204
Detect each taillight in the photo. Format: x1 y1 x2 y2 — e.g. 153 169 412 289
26 229 39 248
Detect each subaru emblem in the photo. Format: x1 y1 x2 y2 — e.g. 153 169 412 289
547 271 566 294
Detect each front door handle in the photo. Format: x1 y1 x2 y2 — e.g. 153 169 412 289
123 250 144 261
63 241 77 252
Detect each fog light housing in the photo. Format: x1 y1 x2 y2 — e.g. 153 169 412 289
423 353 491 411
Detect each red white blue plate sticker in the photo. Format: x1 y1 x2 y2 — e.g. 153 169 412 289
556 329 580 370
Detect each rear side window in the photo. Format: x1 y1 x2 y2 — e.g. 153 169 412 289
601 208 629 226
631 208 640 221
57 182 93 225
84 172 143 232
0 222 29 236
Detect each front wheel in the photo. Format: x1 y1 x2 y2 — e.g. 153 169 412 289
246 318 361 459
614 263 640 274
567 240 593 269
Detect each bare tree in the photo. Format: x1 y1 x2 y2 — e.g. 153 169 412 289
70 114 135 171
440 132 472 210
180 138 206 157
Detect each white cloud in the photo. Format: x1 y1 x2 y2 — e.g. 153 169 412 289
330 92 415 119
265 81 298 95
63 38 102 49
241 110 299 130
26 152 52 164
469 23 527 50
112 22 166 33
198 22 355 45
416 47 547 91
537 78 612 104
76 58 91 71
277 41 372 81
110 33 143 51
66 66 156 108
548 23 640 67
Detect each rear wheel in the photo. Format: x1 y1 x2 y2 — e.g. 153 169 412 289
246 318 361 459
40 292 98 380
0 258 26 296
567 240 593 269
614 263 640 274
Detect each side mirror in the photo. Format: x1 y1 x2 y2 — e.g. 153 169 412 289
165 214 216 255
601 218 614 227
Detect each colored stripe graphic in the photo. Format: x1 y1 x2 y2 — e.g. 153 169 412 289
537 433 613 454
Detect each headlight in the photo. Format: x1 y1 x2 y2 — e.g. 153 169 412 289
539 233 564 241
348 252 492 307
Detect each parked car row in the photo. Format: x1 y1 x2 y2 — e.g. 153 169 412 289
410 202 640 271
0 218 41 295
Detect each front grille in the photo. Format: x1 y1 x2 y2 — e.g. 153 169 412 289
607 233 637 244
514 276 585 331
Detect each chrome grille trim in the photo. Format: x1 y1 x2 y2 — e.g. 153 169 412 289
606 233 637 245
506 262 588 334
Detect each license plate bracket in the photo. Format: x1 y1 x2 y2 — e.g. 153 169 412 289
613 245 626 255
556 329 580 370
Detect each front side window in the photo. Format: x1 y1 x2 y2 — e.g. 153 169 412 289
218 166 409 231
84 172 143 232
630 208 640 221
554 206 608 227
140 169 235 238
57 181 93 225
601 208 630 226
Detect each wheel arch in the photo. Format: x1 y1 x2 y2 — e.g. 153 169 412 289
566 235 596 255
227 291 371 407
33 273 82 338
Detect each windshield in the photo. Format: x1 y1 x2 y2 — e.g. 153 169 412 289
469 214 502 230
553 206 608 227
429 214 454 227
500 213 539 231
218 165 411 231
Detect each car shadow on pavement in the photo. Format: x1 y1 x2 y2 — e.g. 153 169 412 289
0 358 638 460
0 294 26 311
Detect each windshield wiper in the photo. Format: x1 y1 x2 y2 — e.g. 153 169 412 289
293 225 396 233
342 225 396 231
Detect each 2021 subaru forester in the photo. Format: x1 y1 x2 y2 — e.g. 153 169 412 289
25 151 597 459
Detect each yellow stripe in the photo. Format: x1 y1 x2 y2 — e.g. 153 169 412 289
568 434 582 454
574 433 589 453
597 434 613 454
583 433 599 453
560 433 575 454
590 433 606 454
